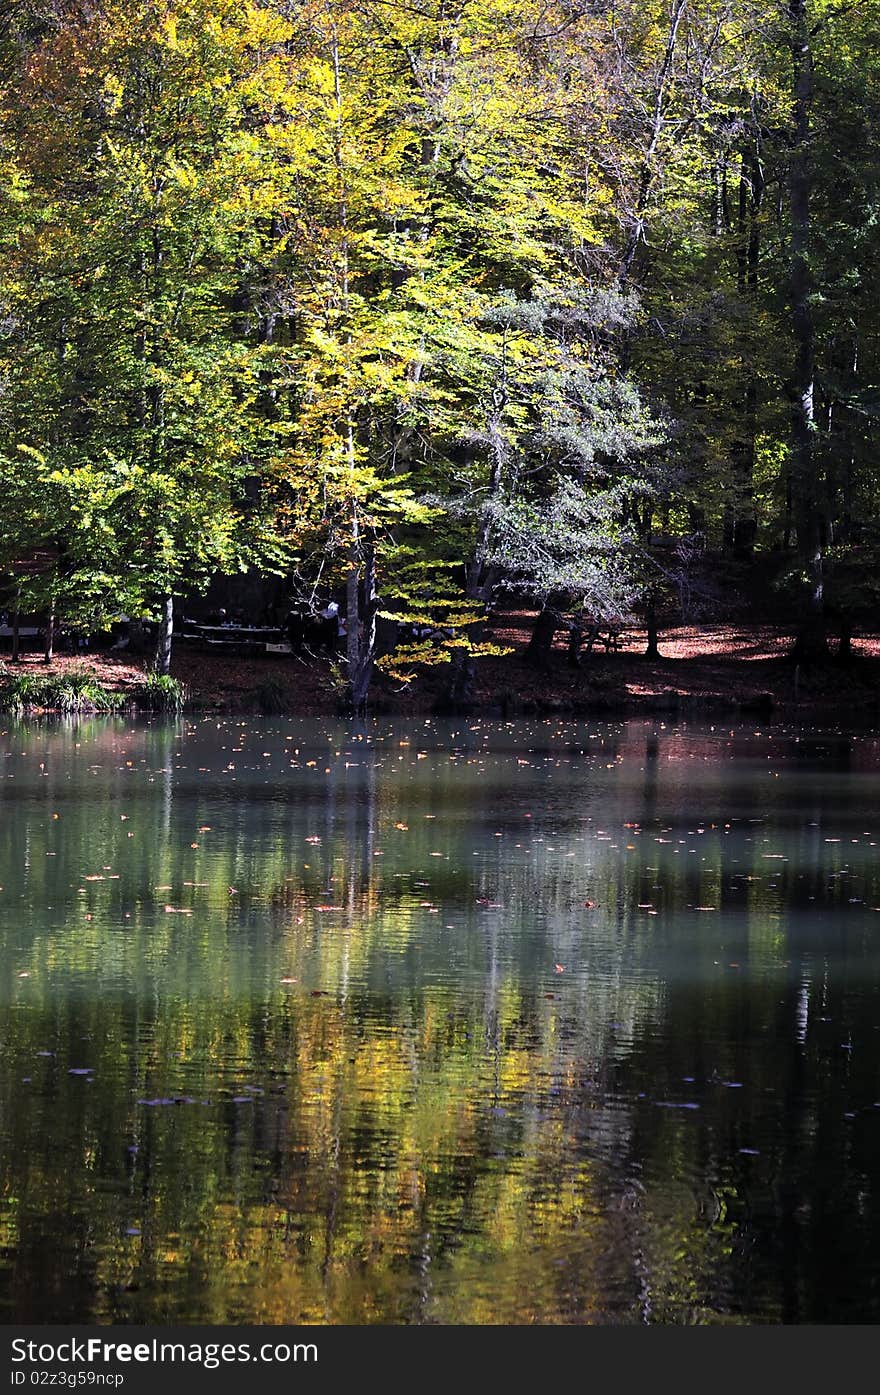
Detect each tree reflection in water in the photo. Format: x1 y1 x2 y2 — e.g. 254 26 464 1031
2 717 880 1323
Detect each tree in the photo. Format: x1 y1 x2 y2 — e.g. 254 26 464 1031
0 0 285 668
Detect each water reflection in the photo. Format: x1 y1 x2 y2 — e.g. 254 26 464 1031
2 717 880 1323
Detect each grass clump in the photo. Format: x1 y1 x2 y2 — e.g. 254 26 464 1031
254 676 290 714
134 672 187 712
0 664 121 713
0 669 49 713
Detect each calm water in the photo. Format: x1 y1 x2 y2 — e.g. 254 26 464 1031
2 716 880 1324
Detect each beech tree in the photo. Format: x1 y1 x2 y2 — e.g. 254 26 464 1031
0 0 284 669
0 0 877 695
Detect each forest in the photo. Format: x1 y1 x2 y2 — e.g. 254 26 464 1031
0 0 878 711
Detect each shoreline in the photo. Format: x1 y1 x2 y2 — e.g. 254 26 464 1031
1 617 878 726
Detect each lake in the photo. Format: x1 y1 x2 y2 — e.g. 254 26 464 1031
1 716 879 1324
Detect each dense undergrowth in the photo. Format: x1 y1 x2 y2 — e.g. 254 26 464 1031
0 664 187 714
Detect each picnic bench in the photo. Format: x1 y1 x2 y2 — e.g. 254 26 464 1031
180 622 287 655
565 617 625 666
0 625 43 652
583 621 624 653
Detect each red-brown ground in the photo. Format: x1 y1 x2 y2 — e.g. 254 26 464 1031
10 615 880 719
464 614 880 718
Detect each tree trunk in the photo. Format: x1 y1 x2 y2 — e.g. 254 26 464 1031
788 0 827 661
44 597 55 663
345 544 377 713
445 399 506 709
446 652 476 710
567 621 584 669
618 0 689 283
728 137 764 560
155 594 173 675
644 592 661 660
11 586 21 664
527 594 565 667
346 557 360 678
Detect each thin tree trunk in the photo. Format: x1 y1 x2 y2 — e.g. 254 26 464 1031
446 391 507 708
567 620 585 669
731 135 764 559
347 544 377 713
155 594 173 675
44 597 55 663
11 586 21 664
346 554 360 679
788 0 827 660
332 36 376 715
618 0 689 282
783 470 794 550
644 591 661 660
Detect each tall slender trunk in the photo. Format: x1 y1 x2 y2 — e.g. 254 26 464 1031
618 0 689 283
44 596 55 663
644 591 661 660
788 0 827 659
447 379 507 707
155 594 173 675
345 531 376 713
331 35 375 713
11 585 21 664
729 135 764 559
347 545 377 713
346 554 360 682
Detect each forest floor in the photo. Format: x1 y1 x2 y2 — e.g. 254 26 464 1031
462 614 880 721
8 613 880 722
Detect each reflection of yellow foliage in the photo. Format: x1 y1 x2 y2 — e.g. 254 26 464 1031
1 717 802 1323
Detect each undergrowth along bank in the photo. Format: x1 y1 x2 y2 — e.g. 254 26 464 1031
0 664 187 714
